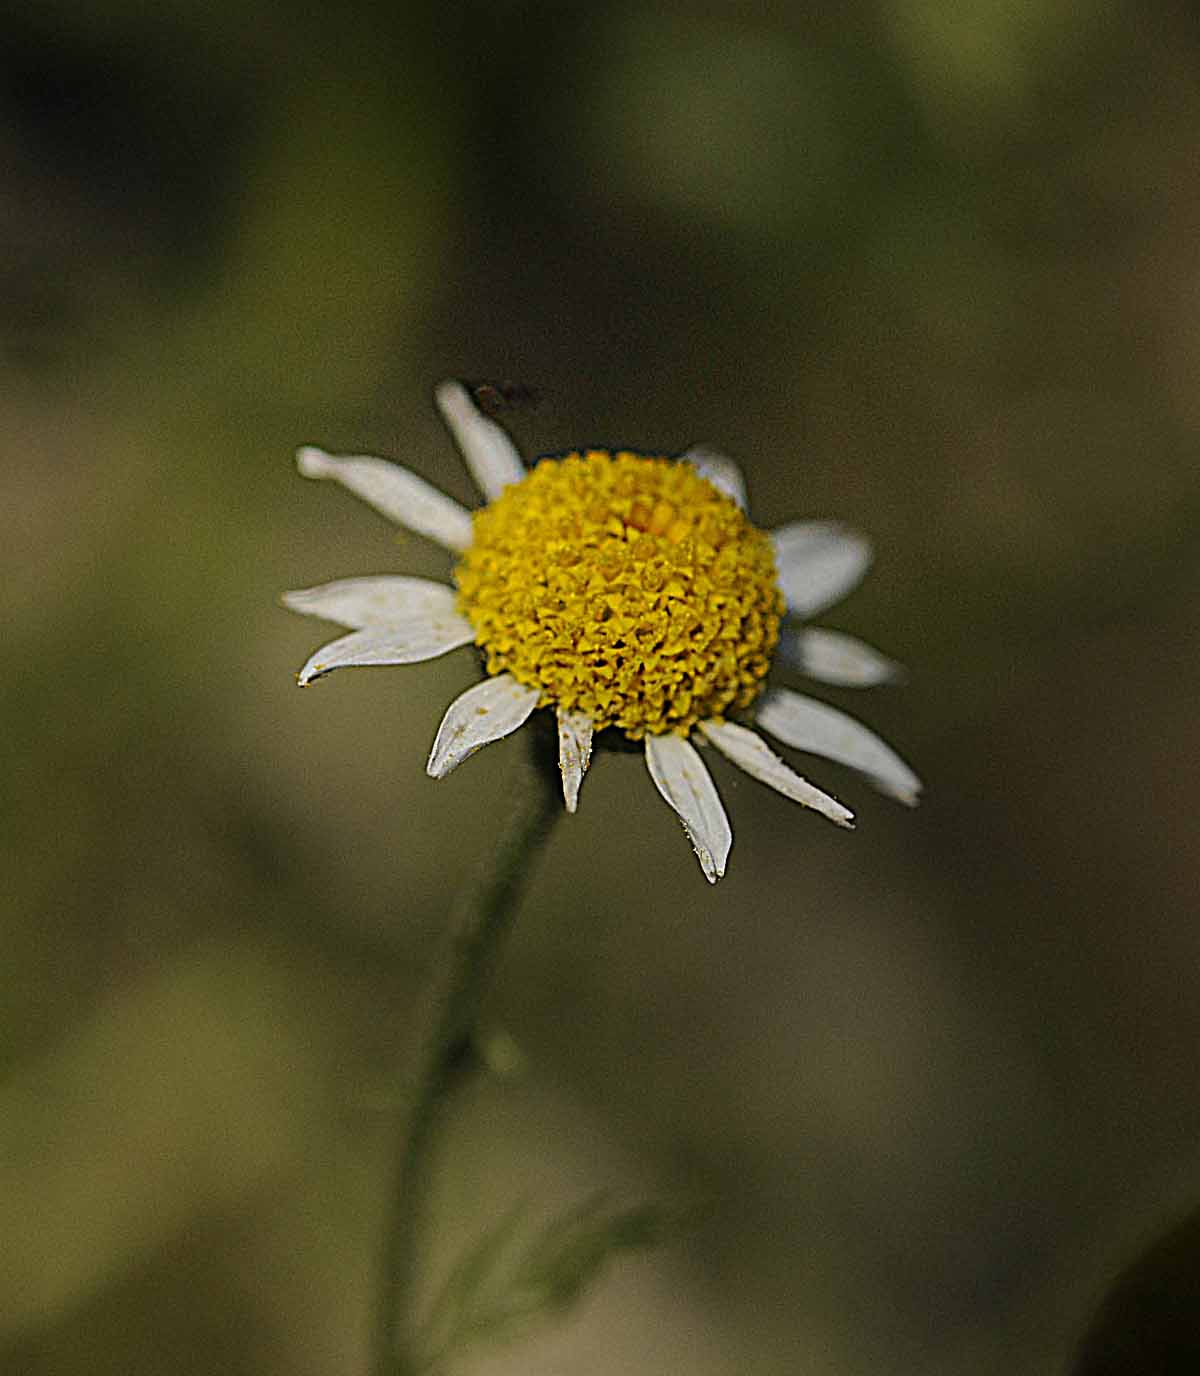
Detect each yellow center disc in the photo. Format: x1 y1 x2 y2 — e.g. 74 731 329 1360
455 451 783 738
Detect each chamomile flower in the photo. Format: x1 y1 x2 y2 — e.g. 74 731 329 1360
285 382 920 881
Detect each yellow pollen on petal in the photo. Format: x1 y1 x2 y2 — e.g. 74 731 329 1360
454 451 783 739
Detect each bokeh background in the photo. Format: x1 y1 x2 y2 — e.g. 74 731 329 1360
4 2 1200 1373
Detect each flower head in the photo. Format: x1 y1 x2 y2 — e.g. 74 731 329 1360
457 451 783 738
285 382 920 881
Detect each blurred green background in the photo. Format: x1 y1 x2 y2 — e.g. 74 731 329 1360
4 1 1200 1372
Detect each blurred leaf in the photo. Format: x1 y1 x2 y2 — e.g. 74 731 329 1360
415 1194 683 1373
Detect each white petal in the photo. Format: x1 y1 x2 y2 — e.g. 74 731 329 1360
282 576 460 629
771 522 872 618
644 734 732 883
755 688 921 806
698 720 853 828
556 709 593 814
296 446 474 552
681 445 747 510
435 380 526 502
426 673 540 779
778 627 904 687
297 617 474 685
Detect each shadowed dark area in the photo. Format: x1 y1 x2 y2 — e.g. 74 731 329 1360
1073 1210 1200 1376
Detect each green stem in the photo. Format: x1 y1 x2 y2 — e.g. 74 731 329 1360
377 725 562 1376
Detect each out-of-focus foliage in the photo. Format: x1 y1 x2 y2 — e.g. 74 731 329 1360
417 1194 679 1372
3 2 1200 1373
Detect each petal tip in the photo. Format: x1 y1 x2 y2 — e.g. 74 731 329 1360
873 778 920 806
427 739 466 780
426 744 452 779
560 767 584 813
880 770 922 806
700 849 725 882
296 445 332 478
556 709 593 816
296 653 333 686
434 378 466 409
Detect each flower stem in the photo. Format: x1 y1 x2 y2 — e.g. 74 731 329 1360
377 725 562 1376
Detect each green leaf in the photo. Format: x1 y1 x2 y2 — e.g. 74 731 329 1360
414 1194 686 1373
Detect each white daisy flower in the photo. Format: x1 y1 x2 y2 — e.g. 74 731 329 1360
285 382 920 882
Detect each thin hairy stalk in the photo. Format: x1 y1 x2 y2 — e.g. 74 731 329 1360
377 726 562 1376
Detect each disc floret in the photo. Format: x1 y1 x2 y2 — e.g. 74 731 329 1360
455 451 783 738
